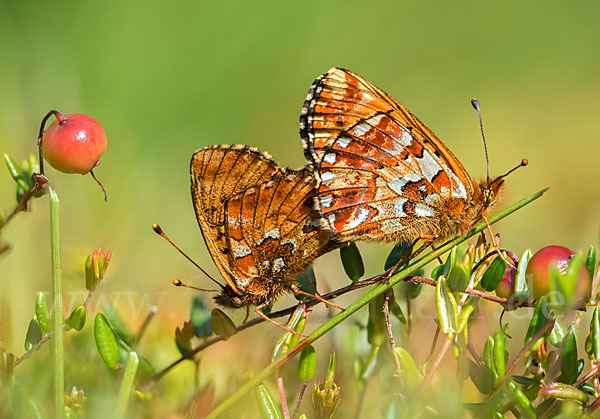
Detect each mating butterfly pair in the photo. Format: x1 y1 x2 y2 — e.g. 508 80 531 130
191 67 510 313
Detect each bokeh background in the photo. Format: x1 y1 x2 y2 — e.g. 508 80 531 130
1 0 599 417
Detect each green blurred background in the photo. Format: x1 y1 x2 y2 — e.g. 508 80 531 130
1 0 599 416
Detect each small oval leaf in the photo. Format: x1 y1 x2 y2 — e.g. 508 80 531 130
35 292 51 334
94 313 121 369
481 257 506 292
256 384 282 419
560 328 578 384
340 243 364 282
24 318 42 351
190 297 212 338
436 276 458 335
210 308 236 340
515 249 532 301
298 345 316 381
65 306 87 331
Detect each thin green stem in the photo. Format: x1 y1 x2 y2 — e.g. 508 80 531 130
207 189 548 418
49 188 64 419
114 352 139 419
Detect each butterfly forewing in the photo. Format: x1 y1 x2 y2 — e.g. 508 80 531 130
300 68 484 242
191 145 335 306
191 145 282 292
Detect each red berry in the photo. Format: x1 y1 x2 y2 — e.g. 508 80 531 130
495 265 517 299
526 246 590 300
495 251 518 299
42 113 107 174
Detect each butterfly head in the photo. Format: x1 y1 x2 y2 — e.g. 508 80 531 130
478 177 505 210
478 158 528 209
214 285 246 309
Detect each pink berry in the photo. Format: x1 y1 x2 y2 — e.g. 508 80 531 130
526 246 590 300
42 113 107 174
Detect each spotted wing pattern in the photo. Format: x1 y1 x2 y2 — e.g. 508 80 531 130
191 145 334 306
300 67 486 242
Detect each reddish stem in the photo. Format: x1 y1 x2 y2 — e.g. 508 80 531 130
37 110 63 176
277 376 290 419
90 169 108 201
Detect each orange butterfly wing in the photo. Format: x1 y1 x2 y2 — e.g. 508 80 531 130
191 145 282 294
191 145 334 305
300 68 479 242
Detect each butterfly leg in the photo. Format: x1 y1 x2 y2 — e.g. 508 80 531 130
290 284 345 312
242 306 250 324
254 304 308 338
481 213 517 269
382 290 402 370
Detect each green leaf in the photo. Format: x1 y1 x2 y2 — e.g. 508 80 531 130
103 304 133 342
393 347 421 391
442 247 458 278
549 253 585 310
483 337 499 386
481 257 506 292
94 313 121 369
4 153 30 192
436 275 458 335
190 297 212 338
506 380 535 418
384 241 411 271
431 264 445 281
295 266 317 301
326 351 336 388
35 292 51 334
448 264 470 292
389 296 406 324
271 306 305 360
511 375 539 386
297 345 316 381
524 297 552 345
340 243 364 282
457 305 474 335
469 360 492 395
590 307 600 361
255 384 282 419
367 294 386 346
541 382 589 404
65 306 86 331
210 308 236 340
493 329 506 386
586 245 597 281
112 331 155 376
560 328 578 384
514 249 532 301
549 318 566 347
24 318 42 351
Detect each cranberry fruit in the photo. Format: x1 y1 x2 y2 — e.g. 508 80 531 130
42 112 107 174
526 246 590 300
494 251 519 299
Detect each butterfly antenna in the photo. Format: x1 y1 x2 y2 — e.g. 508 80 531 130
495 158 529 183
172 278 219 293
471 98 490 186
152 223 224 288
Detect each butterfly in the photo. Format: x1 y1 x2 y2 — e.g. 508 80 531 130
299 67 520 245
190 145 339 327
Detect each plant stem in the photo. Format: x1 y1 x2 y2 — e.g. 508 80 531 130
49 188 64 419
277 376 290 419
421 337 453 393
206 188 548 418
114 352 139 419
